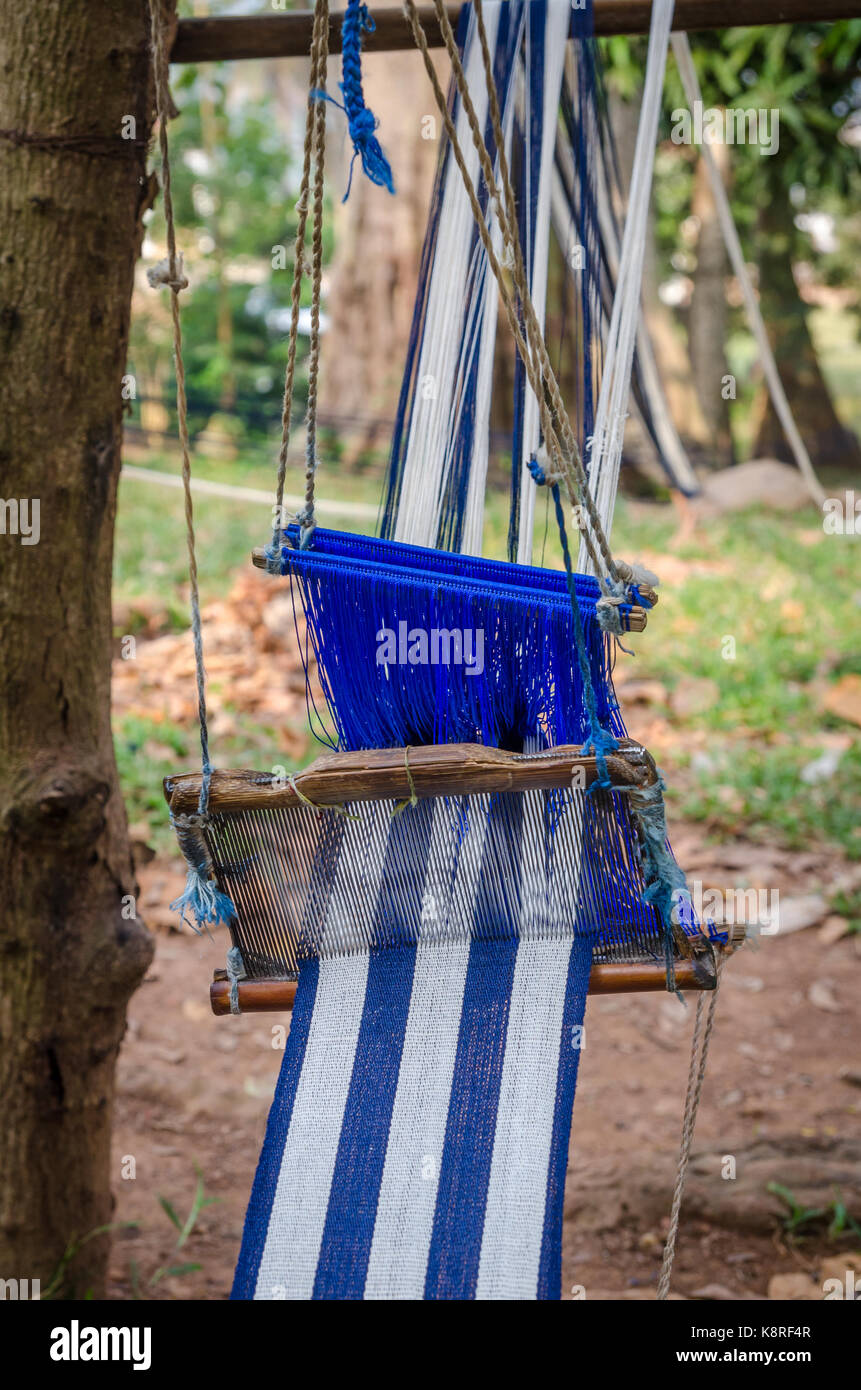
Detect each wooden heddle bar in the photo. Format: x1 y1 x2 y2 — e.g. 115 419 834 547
172 2 861 65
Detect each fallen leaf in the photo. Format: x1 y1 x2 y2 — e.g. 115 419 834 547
821 673 861 728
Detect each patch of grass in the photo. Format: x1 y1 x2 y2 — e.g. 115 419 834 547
768 1182 861 1244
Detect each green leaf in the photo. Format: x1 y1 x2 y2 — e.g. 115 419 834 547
158 1195 183 1232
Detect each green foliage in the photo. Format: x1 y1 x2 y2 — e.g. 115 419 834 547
601 22 861 328
42 1222 139 1301
131 53 332 445
145 1167 220 1292
768 1181 861 1242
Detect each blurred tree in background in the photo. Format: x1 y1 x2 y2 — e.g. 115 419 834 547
602 19 861 471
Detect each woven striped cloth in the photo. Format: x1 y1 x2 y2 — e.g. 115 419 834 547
233 936 591 1299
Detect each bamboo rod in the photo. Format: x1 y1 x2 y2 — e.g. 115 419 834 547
210 952 722 1013
172 3 860 64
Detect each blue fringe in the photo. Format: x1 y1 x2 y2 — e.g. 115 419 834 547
274 524 625 753
170 867 235 935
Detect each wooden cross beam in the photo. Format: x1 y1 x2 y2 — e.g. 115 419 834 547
171 2 860 64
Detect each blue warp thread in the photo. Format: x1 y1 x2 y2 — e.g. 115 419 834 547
323 2 394 200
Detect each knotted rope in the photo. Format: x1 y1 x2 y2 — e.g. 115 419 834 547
334 1 394 198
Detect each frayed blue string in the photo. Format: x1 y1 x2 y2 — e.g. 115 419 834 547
170 813 236 934
317 2 394 201
170 867 236 935
629 775 692 997
527 453 549 486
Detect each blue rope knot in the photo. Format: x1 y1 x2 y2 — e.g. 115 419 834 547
528 448 563 488
527 453 548 486
581 717 618 792
327 0 394 200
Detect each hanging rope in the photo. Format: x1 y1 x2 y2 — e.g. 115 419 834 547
657 951 725 1298
148 0 235 931
271 0 331 557
300 8 330 548
148 4 210 817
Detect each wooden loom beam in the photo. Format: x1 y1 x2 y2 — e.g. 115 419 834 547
210 949 734 1014
171 3 860 64
165 737 659 816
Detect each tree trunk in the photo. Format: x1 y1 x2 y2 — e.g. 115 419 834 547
752 170 861 471
688 141 734 470
0 0 155 1297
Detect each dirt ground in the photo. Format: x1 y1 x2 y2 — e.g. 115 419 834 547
107 839 861 1302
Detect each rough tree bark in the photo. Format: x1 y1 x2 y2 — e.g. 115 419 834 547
0 1 155 1297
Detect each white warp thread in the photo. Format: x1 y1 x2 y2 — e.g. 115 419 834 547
578 0 676 573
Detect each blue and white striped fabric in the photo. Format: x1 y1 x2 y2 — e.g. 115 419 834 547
233 934 591 1300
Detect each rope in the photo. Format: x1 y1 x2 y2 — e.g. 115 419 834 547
300 6 330 548
226 944 247 1016
148 0 212 819
270 0 331 558
287 772 363 821
657 950 725 1299
671 32 826 509
391 745 419 817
